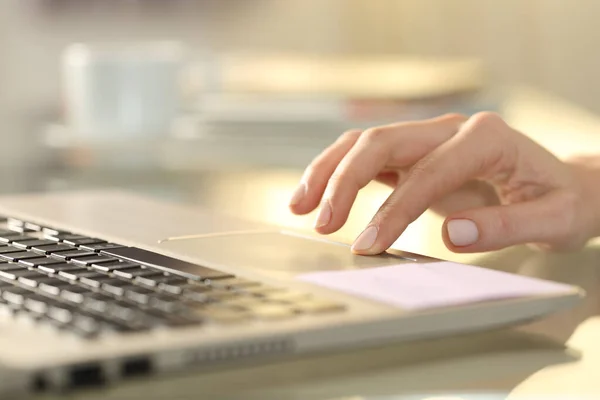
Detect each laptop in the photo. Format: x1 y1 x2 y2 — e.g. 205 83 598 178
0 189 582 395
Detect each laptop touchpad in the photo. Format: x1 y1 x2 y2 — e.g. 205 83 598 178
158 231 411 275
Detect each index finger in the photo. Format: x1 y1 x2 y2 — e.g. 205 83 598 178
351 112 513 254
316 113 466 234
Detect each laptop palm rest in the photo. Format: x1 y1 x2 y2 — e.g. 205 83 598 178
157 231 415 276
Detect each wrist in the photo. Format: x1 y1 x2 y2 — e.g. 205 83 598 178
565 154 600 239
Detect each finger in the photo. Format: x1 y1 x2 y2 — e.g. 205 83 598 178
442 190 581 252
351 112 511 254
316 113 466 234
289 129 361 215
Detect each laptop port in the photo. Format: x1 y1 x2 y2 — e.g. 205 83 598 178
68 364 106 389
121 357 152 378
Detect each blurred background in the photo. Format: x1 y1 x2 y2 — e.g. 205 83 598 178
1 0 600 260
4 4 600 398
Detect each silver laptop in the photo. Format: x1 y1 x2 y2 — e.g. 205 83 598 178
0 190 581 395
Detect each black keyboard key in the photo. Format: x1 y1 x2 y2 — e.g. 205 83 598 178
113 267 164 280
17 272 55 288
79 274 113 289
0 246 23 254
125 287 155 305
100 279 134 297
0 263 26 272
108 301 145 324
47 304 74 324
70 255 118 267
82 293 114 313
24 294 54 314
0 228 19 236
90 261 139 273
0 252 44 262
42 227 70 237
6 226 25 234
38 278 72 296
2 287 33 305
183 285 212 303
155 315 200 328
60 286 91 303
71 315 101 337
37 263 84 274
149 295 183 313
7 218 24 227
31 243 74 254
0 234 38 244
46 234 87 242
18 257 64 267
50 250 96 260
134 275 165 287
155 277 190 295
79 243 125 252
58 269 103 281
0 268 39 281
9 226 38 234
102 247 233 280
11 239 56 250
136 274 187 289
24 222 42 232
63 238 105 246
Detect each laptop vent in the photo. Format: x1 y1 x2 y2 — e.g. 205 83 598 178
187 338 295 366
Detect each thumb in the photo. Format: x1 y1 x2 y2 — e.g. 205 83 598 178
442 191 581 252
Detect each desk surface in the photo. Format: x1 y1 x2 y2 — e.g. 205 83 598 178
34 87 600 399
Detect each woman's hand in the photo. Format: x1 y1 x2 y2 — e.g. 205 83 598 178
289 112 600 254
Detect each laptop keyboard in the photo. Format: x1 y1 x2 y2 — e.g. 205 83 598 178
0 217 346 339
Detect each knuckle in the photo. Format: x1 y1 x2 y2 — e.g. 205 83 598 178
494 209 517 237
439 112 468 123
458 112 511 160
339 129 362 142
362 127 387 142
466 111 506 133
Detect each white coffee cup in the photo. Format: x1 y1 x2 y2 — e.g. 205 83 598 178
62 41 185 140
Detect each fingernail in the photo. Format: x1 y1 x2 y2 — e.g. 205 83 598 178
314 201 332 228
289 183 306 206
352 225 378 251
447 219 479 246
